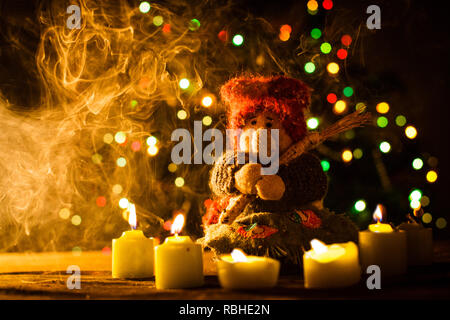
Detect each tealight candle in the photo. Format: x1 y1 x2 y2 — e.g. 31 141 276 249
155 214 204 289
217 249 280 290
399 218 433 266
303 239 361 288
112 204 155 279
359 205 407 277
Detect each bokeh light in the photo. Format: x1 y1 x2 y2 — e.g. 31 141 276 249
91 153 103 164
131 141 141 152
147 145 159 156
337 48 347 59
279 32 290 41
202 116 213 126
112 184 123 195
146 136 157 146
412 158 423 170
395 115 407 126
342 149 353 162
311 28 322 39
114 131 126 144
342 86 353 97
162 24 171 33
280 25 292 34
323 0 333 10
96 196 107 207
177 110 187 120
321 160 330 172
175 177 185 187
320 42 332 54
139 1 151 14
422 213 432 224
179 78 190 89
327 93 337 104
341 34 352 46
333 100 347 114
201 95 213 107
59 208 71 220
427 156 438 167
379 141 391 153
218 30 228 42
307 0 319 11
344 130 355 140
420 196 430 207
354 200 366 212
304 62 316 73
232 34 244 46
130 100 138 108
168 163 177 172
353 148 363 159
327 62 339 74
409 189 422 201
355 102 366 111
103 133 114 144
436 217 447 229
307 117 319 129
405 126 418 139
119 198 129 209
376 102 390 114
426 170 438 183
189 19 201 31
116 157 127 167
377 116 388 128
410 199 421 209
71 215 82 226
153 16 163 26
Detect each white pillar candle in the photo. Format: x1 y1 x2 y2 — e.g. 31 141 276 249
359 205 407 277
154 214 204 289
217 249 280 290
112 204 155 279
303 239 361 289
399 222 433 266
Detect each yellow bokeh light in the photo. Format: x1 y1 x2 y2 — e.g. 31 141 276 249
342 149 353 162
327 62 339 74
91 153 103 165
71 215 82 226
175 177 185 187
103 133 114 144
116 157 127 167
201 96 213 107
405 126 417 139
203 116 213 126
376 102 390 114
334 100 347 114
422 213 432 224
146 136 157 146
426 170 438 183
59 208 71 220
112 184 123 194
436 217 447 229
177 110 187 120
147 145 159 156
168 163 177 172
307 0 319 11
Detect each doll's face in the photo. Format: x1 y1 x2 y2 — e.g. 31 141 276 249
239 111 293 155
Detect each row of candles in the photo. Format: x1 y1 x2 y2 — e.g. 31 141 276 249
112 204 432 289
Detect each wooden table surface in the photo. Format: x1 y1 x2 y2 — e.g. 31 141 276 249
0 241 449 300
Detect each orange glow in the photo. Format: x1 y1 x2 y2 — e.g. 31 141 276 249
128 203 137 229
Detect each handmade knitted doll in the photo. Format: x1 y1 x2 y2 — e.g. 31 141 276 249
200 75 361 273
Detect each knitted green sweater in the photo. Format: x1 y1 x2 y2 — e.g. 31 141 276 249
201 151 359 271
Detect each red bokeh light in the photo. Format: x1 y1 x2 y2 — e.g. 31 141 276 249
327 93 337 104
341 34 352 46
96 196 107 207
131 141 141 152
162 24 171 33
337 48 348 59
280 24 292 34
323 0 333 10
218 30 228 42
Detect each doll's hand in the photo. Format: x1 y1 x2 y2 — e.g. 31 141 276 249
255 175 285 200
235 163 262 194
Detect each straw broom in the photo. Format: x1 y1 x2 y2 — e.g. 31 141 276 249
218 108 372 224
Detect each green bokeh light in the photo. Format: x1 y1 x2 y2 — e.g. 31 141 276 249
189 19 201 31
321 160 330 172
343 86 354 97
353 148 363 159
304 62 316 73
232 34 244 46
354 200 366 212
153 16 163 26
320 42 332 54
307 117 319 129
311 28 322 39
377 116 388 128
395 115 407 126
379 141 391 153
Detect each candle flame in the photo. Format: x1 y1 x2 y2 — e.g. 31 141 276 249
310 239 328 255
231 249 248 262
373 204 385 223
171 214 185 235
128 203 137 230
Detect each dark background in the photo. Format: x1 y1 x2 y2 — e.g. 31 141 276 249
0 0 449 234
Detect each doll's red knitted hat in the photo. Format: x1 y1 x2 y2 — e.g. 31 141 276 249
220 75 312 142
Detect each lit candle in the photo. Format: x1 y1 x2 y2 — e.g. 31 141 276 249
155 214 204 289
398 208 433 266
112 204 155 279
303 239 360 288
359 204 407 277
217 249 280 290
